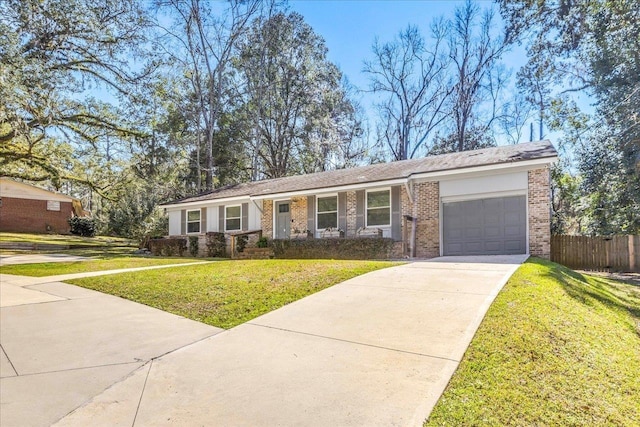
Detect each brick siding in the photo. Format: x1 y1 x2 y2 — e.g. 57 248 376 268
528 167 551 258
290 196 307 233
346 191 357 235
261 200 273 238
0 197 73 234
411 182 440 258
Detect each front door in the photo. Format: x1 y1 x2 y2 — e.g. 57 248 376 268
275 201 291 239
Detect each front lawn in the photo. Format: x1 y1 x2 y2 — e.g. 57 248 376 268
68 259 398 329
0 232 134 247
425 258 640 426
0 257 205 277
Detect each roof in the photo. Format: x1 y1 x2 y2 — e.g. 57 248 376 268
0 177 78 203
163 140 557 206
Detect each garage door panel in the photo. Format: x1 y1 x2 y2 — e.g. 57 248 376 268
485 215 501 225
505 240 523 252
465 242 483 253
505 225 523 236
465 227 483 239
504 196 524 210
485 226 502 238
443 195 526 256
504 212 522 224
484 241 502 252
445 242 463 254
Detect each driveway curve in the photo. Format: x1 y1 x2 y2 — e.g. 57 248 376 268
41 254 527 427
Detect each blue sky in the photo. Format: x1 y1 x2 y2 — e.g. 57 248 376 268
289 1 523 88
288 0 539 144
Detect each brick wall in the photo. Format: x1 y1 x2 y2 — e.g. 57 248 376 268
411 182 440 258
346 191 357 235
0 197 73 234
290 196 307 233
260 184 441 259
262 200 273 238
261 198 307 238
528 167 551 258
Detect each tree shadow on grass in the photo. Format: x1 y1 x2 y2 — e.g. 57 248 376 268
532 258 640 334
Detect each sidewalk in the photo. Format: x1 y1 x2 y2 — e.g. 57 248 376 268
0 263 223 427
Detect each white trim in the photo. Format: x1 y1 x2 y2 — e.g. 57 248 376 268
224 204 242 232
365 187 391 228
162 195 249 210
316 193 338 233
251 178 408 201
411 157 556 182
186 209 201 234
440 189 527 203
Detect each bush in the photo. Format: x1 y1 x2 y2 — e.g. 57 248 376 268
256 236 269 248
206 232 226 257
236 235 249 253
148 238 187 257
188 236 199 257
68 217 97 237
271 237 395 260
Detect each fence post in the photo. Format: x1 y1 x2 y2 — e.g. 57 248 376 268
630 235 636 272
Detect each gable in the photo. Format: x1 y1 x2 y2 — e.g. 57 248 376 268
0 179 76 202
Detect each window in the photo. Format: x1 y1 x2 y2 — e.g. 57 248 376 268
366 190 390 226
317 196 338 229
186 209 200 233
47 200 60 211
225 205 241 231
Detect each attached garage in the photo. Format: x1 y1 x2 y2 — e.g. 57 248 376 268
438 171 530 256
442 195 527 256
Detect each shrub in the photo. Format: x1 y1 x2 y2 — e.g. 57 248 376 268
68 217 97 237
148 238 187 257
236 235 249 253
206 232 226 257
188 236 199 257
271 237 395 260
256 236 269 248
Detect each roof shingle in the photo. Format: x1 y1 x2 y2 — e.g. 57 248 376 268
164 140 556 205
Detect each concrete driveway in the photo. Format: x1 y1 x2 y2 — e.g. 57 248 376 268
1 255 527 426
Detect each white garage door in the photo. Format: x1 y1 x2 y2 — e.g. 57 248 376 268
442 195 527 256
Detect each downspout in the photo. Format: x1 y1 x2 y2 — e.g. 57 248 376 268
404 181 414 204
404 179 417 258
411 217 417 258
251 198 263 214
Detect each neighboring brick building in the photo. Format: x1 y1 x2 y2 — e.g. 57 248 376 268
0 178 84 234
162 141 557 259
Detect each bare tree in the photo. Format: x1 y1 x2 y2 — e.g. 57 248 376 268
155 0 262 191
447 0 510 152
498 92 534 144
363 23 451 160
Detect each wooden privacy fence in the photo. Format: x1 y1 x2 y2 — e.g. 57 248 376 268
551 235 640 272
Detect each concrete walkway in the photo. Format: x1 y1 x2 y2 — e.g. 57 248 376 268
0 253 91 266
1 255 526 427
0 261 213 306
0 263 223 427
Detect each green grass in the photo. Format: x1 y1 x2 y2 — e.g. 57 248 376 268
425 258 640 426
0 256 205 276
0 232 134 247
67 259 399 329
